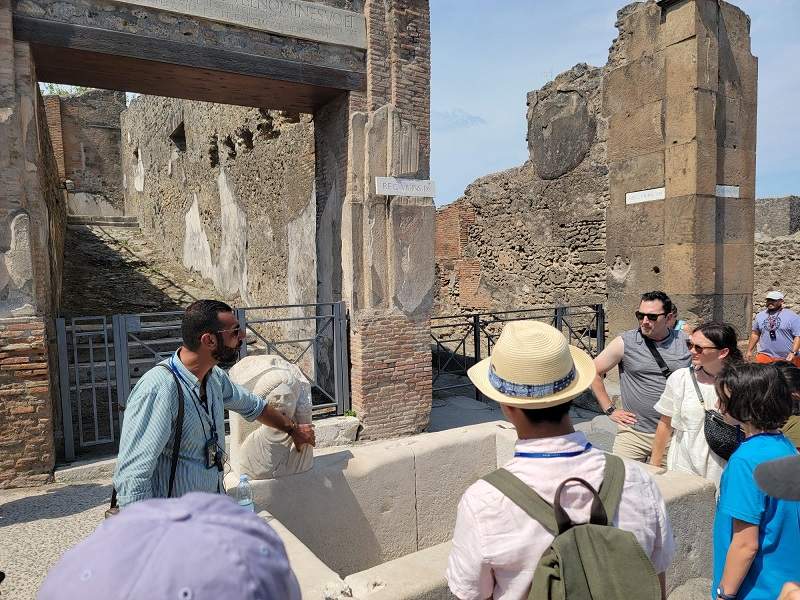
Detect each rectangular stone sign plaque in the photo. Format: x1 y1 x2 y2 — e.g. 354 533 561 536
716 184 740 198
375 177 436 198
625 186 666 205
111 0 367 48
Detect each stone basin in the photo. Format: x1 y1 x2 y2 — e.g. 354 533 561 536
227 421 716 599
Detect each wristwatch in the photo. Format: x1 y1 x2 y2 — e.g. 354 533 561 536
604 406 616 416
716 586 736 600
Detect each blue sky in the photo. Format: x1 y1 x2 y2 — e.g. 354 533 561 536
430 0 800 206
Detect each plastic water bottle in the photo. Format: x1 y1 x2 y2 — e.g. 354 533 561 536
236 474 255 512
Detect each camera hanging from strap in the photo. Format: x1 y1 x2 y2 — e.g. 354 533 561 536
642 332 672 379
105 365 185 518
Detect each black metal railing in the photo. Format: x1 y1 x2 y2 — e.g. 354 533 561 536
431 304 606 401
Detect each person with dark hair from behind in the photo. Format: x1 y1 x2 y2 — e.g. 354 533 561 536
774 361 800 449
649 322 742 487
113 299 315 507
591 290 691 464
711 362 800 600
446 321 674 599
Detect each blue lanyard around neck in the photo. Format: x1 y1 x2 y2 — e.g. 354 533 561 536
514 442 593 459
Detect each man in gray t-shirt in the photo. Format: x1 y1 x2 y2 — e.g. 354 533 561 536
591 291 691 464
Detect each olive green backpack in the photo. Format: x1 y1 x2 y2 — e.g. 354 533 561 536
482 454 661 600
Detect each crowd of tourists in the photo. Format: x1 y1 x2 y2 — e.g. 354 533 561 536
28 294 800 599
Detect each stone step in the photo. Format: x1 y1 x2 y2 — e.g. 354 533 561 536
67 215 139 227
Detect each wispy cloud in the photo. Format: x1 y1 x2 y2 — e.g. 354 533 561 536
431 108 487 132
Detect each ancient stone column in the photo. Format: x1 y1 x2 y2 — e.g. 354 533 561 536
604 0 757 338
0 6 59 487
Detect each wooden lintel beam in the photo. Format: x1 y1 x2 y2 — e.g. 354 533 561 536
14 15 365 93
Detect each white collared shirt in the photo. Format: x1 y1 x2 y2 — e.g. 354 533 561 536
446 432 675 600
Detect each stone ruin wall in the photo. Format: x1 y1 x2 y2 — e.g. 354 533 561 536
43 89 125 217
121 97 317 316
435 63 608 316
753 196 800 313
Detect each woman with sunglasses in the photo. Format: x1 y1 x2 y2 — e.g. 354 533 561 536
649 322 743 486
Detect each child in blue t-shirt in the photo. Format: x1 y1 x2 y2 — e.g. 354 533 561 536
712 363 800 600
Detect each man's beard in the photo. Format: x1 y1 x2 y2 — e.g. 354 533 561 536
213 335 242 369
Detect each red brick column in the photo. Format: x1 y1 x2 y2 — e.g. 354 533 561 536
350 311 432 439
0 317 55 488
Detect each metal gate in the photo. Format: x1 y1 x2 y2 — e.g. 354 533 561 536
431 304 606 400
56 301 350 461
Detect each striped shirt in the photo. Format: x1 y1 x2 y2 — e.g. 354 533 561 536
113 351 266 506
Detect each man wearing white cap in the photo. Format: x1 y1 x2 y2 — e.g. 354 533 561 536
446 321 675 600
746 291 800 367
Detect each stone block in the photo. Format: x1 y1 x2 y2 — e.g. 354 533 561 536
663 243 716 295
412 425 497 549
605 292 648 340
719 2 753 55
249 440 418 576
607 199 664 249
664 194 717 244
665 36 718 96
314 416 361 448
717 146 756 201
665 141 716 198
364 199 389 308
716 96 756 152
718 47 758 104
388 198 435 317
616 2 662 64
603 52 665 117
652 469 716 592
345 540 453 600
662 194 755 246
659 0 718 50
608 151 665 209
606 243 665 300
665 89 717 147
718 243 754 295
607 100 664 162
342 200 364 311
712 293 752 336
261 512 350 599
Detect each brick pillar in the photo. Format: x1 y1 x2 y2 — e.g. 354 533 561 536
335 0 432 439
604 0 757 337
0 317 55 487
0 6 60 486
43 95 66 181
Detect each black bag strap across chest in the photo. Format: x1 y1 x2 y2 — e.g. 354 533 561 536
642 332 673 379
108 365 185 512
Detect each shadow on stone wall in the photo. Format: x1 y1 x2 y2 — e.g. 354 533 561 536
60 224 212 317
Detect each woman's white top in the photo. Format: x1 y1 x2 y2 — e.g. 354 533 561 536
654 366 726 487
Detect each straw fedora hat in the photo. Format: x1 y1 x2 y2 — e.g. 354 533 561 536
467 320 596 408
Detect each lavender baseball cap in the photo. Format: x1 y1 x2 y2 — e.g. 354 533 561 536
38 492 301 600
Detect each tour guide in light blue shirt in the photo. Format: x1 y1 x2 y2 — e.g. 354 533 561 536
113 299 316 506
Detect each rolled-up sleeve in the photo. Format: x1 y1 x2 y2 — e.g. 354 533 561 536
113 370 177 506
221 372 266 421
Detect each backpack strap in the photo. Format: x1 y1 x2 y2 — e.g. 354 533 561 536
108 364 185 512
482 468 558 536
597 453 625 523
482 454 626 536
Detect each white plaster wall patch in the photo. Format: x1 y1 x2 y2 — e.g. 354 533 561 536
134 150 145 192
182 194 215 283
716 185 740 198
217 169 250 303
625 186 665 205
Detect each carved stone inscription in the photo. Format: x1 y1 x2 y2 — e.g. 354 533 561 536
111 0 367 48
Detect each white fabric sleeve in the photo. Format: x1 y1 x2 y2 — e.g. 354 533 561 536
654 369 682 418
446 492 494 600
